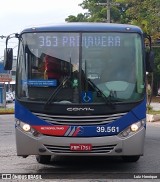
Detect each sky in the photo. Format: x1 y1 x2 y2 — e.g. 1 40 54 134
0 0 85 58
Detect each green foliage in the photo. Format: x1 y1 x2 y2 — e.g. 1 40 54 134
147 104 153 111
65 14 88 22
122 0 160 41
65 0 160 40
65 0 128 23
147 109 160 115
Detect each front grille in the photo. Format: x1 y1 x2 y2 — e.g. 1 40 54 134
44 144 117 153
33 112 126 125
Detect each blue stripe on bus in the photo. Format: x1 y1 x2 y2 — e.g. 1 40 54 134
15 100 146 137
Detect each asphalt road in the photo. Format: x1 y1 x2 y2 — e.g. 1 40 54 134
0 114 160 182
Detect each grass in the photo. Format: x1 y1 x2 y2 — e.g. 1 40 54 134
147 96 160 114
147 110 160 115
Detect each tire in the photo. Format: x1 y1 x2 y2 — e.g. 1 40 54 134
36 155 51 164
122 156 140 162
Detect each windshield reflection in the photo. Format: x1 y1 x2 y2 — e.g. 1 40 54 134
17 32 144 104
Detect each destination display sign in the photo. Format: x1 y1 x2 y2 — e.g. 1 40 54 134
38 34 121 48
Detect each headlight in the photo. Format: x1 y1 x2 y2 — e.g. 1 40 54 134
130 123 139 132
22 124 31 132
16 120 41 137
19 121 31 132
118 120 145 138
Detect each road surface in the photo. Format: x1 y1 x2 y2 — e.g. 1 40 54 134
0 114 160 181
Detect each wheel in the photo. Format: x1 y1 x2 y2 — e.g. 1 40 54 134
122 156 140 162
36 155 51 164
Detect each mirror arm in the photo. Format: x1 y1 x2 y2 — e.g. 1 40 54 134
5 33 19 49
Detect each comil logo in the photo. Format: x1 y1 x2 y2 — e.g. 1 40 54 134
67 107 94 112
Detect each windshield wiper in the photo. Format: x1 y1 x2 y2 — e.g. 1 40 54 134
44 76 71 108
87 79 115 107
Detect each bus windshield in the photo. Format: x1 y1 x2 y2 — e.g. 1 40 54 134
17 32 144 104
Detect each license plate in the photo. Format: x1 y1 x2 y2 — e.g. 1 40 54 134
70 144 92 151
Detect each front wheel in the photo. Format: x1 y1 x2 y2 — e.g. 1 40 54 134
122 156 140 162
36 155 51 164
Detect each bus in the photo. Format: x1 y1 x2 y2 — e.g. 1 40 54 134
4 23 154 164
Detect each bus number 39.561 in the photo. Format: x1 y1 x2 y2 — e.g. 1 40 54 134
96 126 119 133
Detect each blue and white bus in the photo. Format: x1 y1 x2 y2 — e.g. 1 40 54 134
4 23 154 163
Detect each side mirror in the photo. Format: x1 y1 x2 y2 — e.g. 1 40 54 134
4 48 13 70
146 50 154 72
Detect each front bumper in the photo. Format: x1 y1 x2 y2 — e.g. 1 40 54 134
16 126 145 156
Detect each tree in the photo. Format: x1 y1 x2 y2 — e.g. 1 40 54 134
117 0 160 41
65 0 127 23
65 13 89 22
65 0 160 40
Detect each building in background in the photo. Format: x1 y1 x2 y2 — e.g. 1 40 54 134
0 57 16 105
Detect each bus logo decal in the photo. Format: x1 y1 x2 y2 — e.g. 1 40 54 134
64 126 84 136
67 107 94 112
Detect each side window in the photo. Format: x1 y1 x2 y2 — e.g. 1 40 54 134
135 35 144 93
17 43 28 97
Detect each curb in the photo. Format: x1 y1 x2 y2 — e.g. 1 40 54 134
0 108 14 114
146 114 160 122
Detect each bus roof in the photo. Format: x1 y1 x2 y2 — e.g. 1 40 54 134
21 23 143 34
